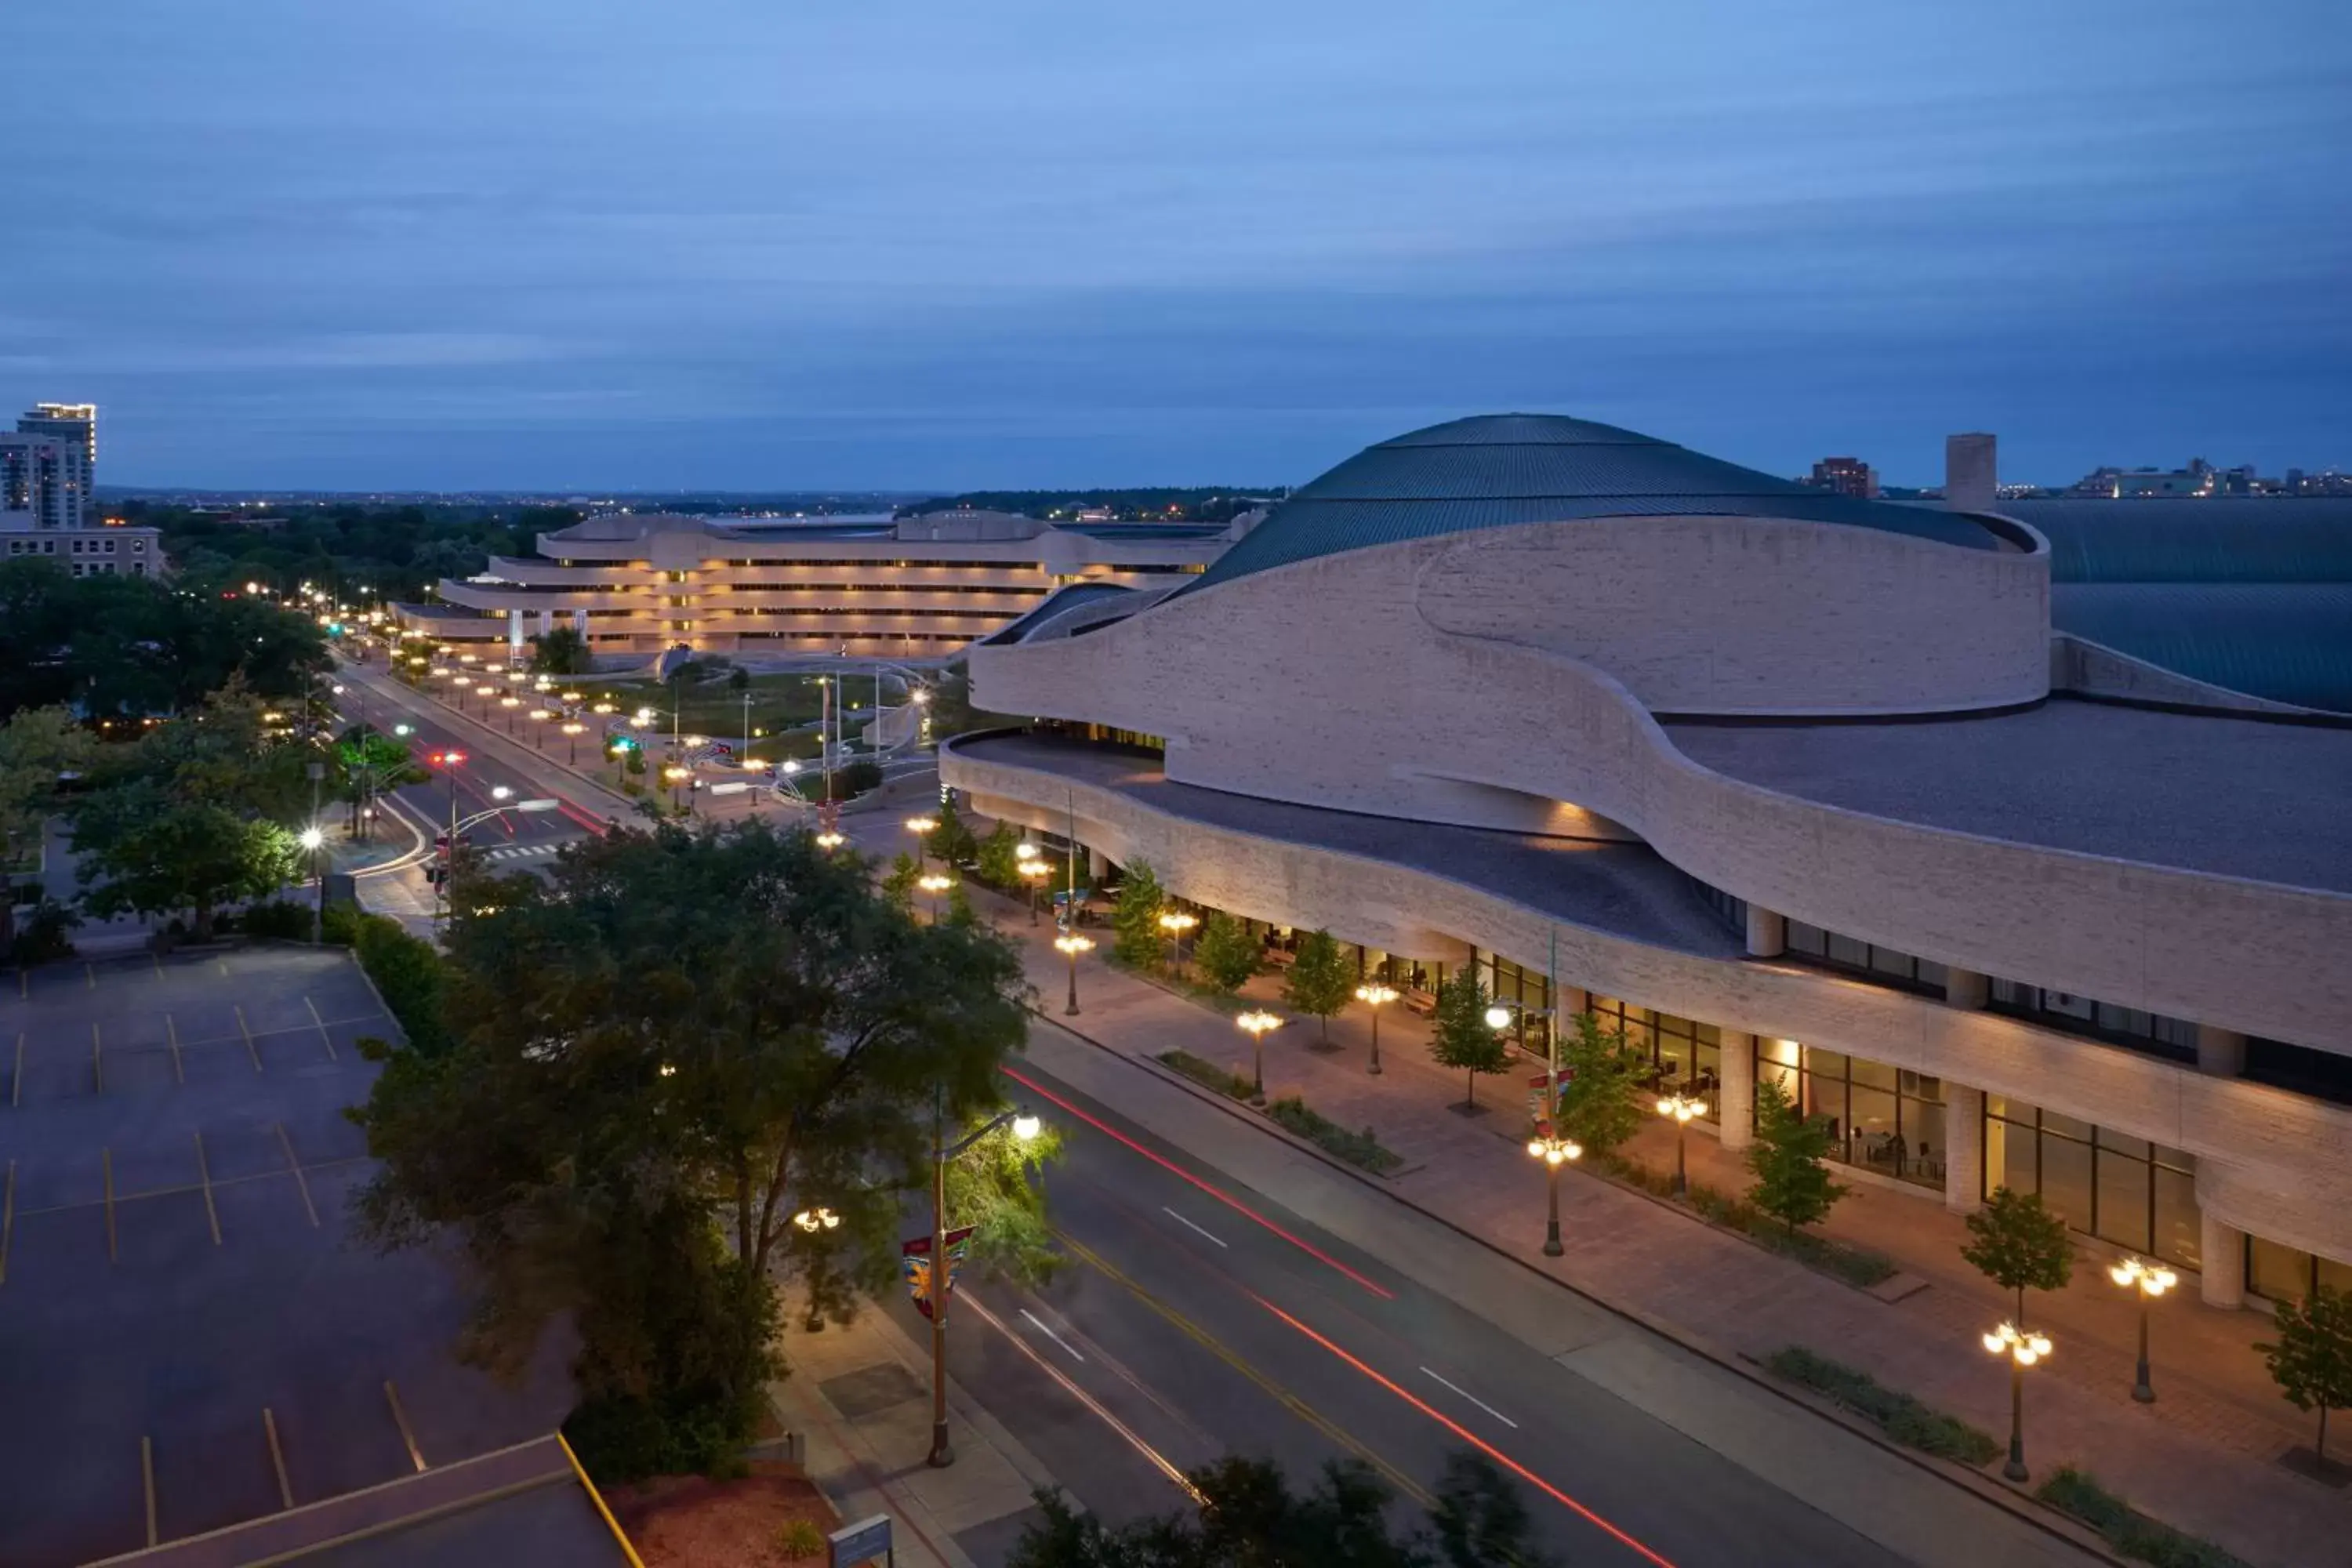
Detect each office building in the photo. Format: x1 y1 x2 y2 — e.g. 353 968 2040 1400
17 401 97 480
1 401 162 576
1807 456 1878 498
946 412 2352 1309
390 506 1238 663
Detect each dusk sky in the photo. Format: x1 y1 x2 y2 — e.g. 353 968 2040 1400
5 1 2346 492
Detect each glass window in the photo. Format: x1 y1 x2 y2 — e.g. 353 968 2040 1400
1828 931 1870 968
1804 1073 1848 1148
2040 1136 2095 1230
2249 1236 2313 1301
2094 1149 2151 1253
1852 1057 1897 1091
2097 1128 2151 1161
2153 1167 2201 1270
1802 1047 1848 1078
2320 1256 2352 1298
1903 1098 1949 1188
2042 1109 2095 1143
1849 1085 1898 1169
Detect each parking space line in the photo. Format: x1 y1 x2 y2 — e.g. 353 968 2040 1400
152 952 163 980
11 1032 20 1107
383 1380 427 1472
304 995 336 1062
165 1012 184 1084
85 961 95 991
142 1435 158 1546
2 1160 13 1286
93 1022 103 1094
218 959 230 978
236 1005 261 1073
103 1148 118 1262
193 1132 223 1246
277 1123 320 1228
263 1408 293 1509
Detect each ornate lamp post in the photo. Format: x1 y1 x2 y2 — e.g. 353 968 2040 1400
918 871 955 924
1054 931 1094 1014
1526 1126 1581 1256
1236 1010 1283 1105
924 1105 1042 1467
1157 910 1198 978
1018 856 1051 926
1655 1093 1706 1197
1984 1322 2053 1482
905 815 938 869
2108 1257 2176 1403
561 721 586 764
1353 983 1397 1076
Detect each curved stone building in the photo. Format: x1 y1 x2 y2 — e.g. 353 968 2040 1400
944 413 2352 1308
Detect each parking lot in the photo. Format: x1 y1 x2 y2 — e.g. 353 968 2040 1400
0 946 572 1566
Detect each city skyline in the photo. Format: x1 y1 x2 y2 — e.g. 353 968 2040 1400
7 2 2347 490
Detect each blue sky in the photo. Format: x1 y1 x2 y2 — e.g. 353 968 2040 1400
5 0 2346 491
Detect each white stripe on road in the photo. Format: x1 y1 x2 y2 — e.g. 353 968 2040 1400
1162 1207 1228 1247
1020 1307 1087 1363
1419 1367 1519 1428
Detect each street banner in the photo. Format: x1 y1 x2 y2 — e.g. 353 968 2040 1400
901 1225 976 1320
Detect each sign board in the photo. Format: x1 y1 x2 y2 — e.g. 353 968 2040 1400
900 1225 975 1320
829 1512 894 1568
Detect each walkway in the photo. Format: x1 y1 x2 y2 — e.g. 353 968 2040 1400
912 818 2348 1568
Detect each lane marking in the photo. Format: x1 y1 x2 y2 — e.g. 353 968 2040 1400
142 1435 158 1546
383 1381 426 1472
1054 1229 1430 1507
193 1132 223 1246
1161 1207 1227 1248
278 1123 321 1228
11 1032 20 1107
1419 1367 1519 1428
1 1160 13 1285
152 953 163 980
1005 1064 1393 1300
303 996 336 1062
103 1147 118 1262
263 1408 294 1510
965 1289 1196 1501
236 1005 261 1073
93 1022 103 1094
1254 1294 1677 1568
1019 1306 1087 1362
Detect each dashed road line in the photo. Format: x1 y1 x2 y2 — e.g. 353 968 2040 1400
1162 1206 1227 1247
1020 1306 1087 1362
1420 1366 1519 1428
165 1012 184 1084
142 1435 158 1546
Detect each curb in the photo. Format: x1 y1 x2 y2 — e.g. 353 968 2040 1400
1026 1009 2132 1568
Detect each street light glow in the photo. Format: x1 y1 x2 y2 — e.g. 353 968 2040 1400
1012 1113 1043 1142
298 827 324 851
1485 1004 1514 1030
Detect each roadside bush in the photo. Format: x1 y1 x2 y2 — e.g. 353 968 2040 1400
9 898 78 966
1767 1346 1998 1465
2036 1468 2251 1568
237 901 314 941
1160 1049 1252 1099
775 1519 827 1559
1606 1153 1896 1287
1265 1096 1403 1175
352 913 452 1054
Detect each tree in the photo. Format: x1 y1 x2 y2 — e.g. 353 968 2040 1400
0 707 91 949
1430 967 1511 1111
2259 1284 2352 1465
75 799 304 941
727 663 750 692
335 725 426 832
1960 1186 2074 1328
1283 928 1353 1044
1007 1450 1554 1568
882 850 921 913
353 819 1038 1480
975 821 1025 890
1550 1011 1649 1157
528 622 593 675
932 796 979 869
1111 860 1166 967
1746 1076 1847 1235
1192 912 1261 995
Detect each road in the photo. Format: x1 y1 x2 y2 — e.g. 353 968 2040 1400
884 1051 1953 1568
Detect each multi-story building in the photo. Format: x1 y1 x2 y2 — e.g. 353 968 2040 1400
946 412 2352 1310
0 400 164 576
390 506 1240 663
1807 456 1878 498
17 401 97 478
1 429 88 532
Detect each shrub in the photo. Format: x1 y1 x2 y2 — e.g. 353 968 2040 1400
1767 1347 1999 1465
352 913 452 1054
562 1388 753 1486
2036 1467 2252 1568
1265 1096 1403 1175
10 898 79 965
1160 1049 1251 1099
775 1518 828 1559
238 900 314 941
319 902 362 946
1602 1153 1895 1287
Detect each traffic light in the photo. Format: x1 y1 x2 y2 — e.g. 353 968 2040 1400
429 750 467 768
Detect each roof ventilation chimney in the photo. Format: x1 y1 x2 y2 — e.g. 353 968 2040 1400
1945 433 1997 513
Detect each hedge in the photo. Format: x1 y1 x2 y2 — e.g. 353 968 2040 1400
2035 1468 2252 1568
1766 1346 1999 1465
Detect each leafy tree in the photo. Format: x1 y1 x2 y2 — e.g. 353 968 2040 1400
75 800 304 942
528 622 593 675
1192 912 1261 995
352 819 1036 1479
727 664 750 691
1283 928 1353 1043
1111 859 1166 967
0 707 92 946
931 796 979 869
946 880 978 927
1746 1076 1847 1235
2259 1284 2352 1465
334 725 426 832
975 821 1025 890
882 850 921 913
1551 1011 1650 1157
1430 967 1511 1110
1960 1186 2074 1328
945 1116 1065 1290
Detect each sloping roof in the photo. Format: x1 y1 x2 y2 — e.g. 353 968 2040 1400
1191 414 2000 590
2005 498 2352 583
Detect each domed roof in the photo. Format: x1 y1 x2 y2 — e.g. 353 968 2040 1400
1192 413 2000 590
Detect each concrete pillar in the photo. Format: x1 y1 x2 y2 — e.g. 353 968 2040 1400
2201 1213 2246 1308
2196 1024 2247 1079
1087 847 1109 885
1944 1083 1984 1214
1944 967 1989 1011
1744 905 1785 958
1716 1032 1755 1152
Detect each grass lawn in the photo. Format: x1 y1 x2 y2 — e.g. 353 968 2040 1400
586 673 853 744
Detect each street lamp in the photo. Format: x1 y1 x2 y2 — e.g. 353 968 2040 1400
1525 1127 1581 1257
1236 1009 1283 1105
1655 1093 1706 1197
499 695 521 732
561 720 586 764
793 1207 841 1232
1157 909 1197 978
1053 931 1093 1015
1018 857 1051 926
904 815 938 868
663 764 691 810
528 708 552 748
298 826 326 945
918 871 954 924
2108 1257 2176 1403
926 1104 1042 1468
1984 1322 2053 1482
1353 983 1397 1076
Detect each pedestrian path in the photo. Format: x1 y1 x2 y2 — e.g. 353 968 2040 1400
910 820 2349 1568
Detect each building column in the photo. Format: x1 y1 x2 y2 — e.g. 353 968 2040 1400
1944 967 1989 1011
1744 905 1785 958
2201 1214 2247 1308
2196 1024 2247 1079
1944 1083 1984 1215
1087 847 1110 885
1716 1032 1754 1152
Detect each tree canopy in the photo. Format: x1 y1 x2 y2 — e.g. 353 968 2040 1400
1960 1186 2074 1327
1283 929 1353 1041
1112 860 1167 967
1192 912 1261 995
1430 967 1510 1110
2259 1283 2352 1465
1550 1011 1650 1157
1745 1076 1847 1234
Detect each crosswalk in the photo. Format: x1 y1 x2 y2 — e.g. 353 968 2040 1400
478 841 564 863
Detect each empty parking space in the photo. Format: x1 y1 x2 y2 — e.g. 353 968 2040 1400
0 946 572 1567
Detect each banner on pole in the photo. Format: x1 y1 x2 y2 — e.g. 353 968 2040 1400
902 1225 976 1319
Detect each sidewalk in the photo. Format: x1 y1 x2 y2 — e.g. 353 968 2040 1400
927 826 2347 1568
